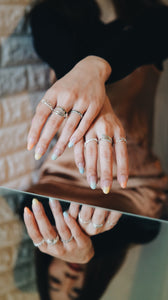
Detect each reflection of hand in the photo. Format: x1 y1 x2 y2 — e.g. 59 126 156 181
27 56 111 160
24 198 94 263
68 202 122 236
74 96 129 193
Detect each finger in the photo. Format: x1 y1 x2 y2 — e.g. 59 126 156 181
49 198 72 242
79 205 94 225
105 210 122 230
92 207 108 227
24 206 46 250
98 134 113 194
34 111 66 160
85 131 98 189
73 139 85 174
114 129 129 188
68 105 98 146
32 198 57 241
27 94 57 151
68 203 80 219
51 110 84 160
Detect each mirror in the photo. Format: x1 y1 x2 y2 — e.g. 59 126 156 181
0 3 168 218
0 187 168 300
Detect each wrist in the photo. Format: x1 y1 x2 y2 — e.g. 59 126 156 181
76 55 112 82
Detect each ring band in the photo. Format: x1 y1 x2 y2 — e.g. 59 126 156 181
71 110 83 119
34 239 45 247
53 106 68 118
92 222 104 229
46 236 59 245
78 212 91 224
99 134 112 144
84 138 98 147
115 137 127 144
41 99 54 112
61 235 73 244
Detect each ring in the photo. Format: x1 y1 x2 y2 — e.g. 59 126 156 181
46 236 59 245
78 212 91 224
99 134 112 144
33 239 45 247
61 235 73 244
115 137 127 144
41 99 55 112
71 109 83 119
107 220 117 226
92 222 104 229
53 106 68 118
84 138 98 147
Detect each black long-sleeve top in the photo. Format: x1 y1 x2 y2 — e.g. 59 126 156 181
30 2 168 83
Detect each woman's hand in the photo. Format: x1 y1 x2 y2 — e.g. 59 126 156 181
27 56 111 160
24 198 94 263
68 202 122 236
74 96 129 192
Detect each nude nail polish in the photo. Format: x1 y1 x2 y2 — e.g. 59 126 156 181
90 177 97 190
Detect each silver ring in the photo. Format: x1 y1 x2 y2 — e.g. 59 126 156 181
99 134 112 144
84 138 98 147
41 99 54 112
61 235 73 244
53 106 68 118
92 222 104 229
71 109 83 119
115 137 127 144
107 220 117 226
78 212 91 224
46 236 59 245
33 239 45 247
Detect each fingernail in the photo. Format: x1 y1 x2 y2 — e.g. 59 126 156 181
35 147 43 160
90 177 97 190
27 143 34 151
51 149 60 160
24 207 31 215
63 211 69 218
68 141 74 148
78 163 84 174
102 186 110 194
27 137 36 151
32 198 39 206
119 175 128 189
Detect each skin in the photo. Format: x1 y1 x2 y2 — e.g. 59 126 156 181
48 258 86 300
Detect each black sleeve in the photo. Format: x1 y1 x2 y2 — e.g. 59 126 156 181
30 3 168 83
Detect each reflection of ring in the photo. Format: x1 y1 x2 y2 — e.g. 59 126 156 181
41 99 54 112
115 137 127 144
61 235 73 244
78 212 91 224
53 106 68 118
46 236 59 245
92 222 104 229
99 134 112 144
84 138 98 147
107 220 117 227
71 109 83 119
34 239 45 247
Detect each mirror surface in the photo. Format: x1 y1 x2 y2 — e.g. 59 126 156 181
0 187 168 300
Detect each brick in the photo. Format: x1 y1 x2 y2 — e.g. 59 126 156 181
0 122 30 155
1 94 33 126
0 5 28 36
0 67 27 97
27 64 50 92
1 36 39 67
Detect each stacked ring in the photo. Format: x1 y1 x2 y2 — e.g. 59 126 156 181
99 134 112 144
46 236 59 245
34 239 45 247
61 235 73 244
71 109 83 119
41 99 54 112
84 138 98 147
92 222 104 229
53 106 68 118
115 137 127 144
78 212 91 224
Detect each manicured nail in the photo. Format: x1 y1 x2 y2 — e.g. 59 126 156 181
24 207 31 215
90 177 97 190
68 141 74 148
51 149 60 160
78 163 84 174
119 175 128 189
27 137 36 151
63 211 69 218
102 186 110 194
34 147 43 160
32 198 39 206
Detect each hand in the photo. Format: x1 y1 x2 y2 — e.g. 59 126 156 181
74 96 129 192
27 56 111 160
68 202 122 236
24 198 94 263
